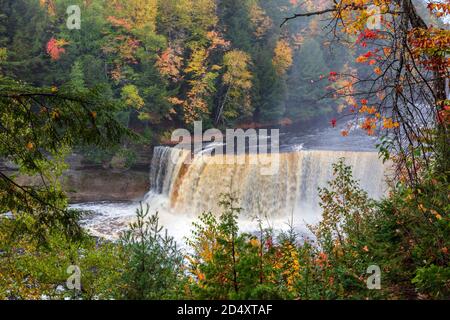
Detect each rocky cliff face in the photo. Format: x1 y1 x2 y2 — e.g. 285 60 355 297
1 150 152 204
63 151 151 203
63 168 149 203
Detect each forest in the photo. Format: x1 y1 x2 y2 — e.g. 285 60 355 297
0 0 449 301
0 1 358 138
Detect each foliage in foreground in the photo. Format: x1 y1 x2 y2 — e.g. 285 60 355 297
1 159 448 300
0 75 132 244
119 205 185 300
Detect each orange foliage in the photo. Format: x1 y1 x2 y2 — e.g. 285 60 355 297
46 38 68 61
107 16 133 31
156 47 184 82
360 117 377 135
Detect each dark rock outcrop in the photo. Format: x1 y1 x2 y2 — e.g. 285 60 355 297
1 148 152 203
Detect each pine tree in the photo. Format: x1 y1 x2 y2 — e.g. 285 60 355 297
286 38 330 121
68 60 86 91
217 50 253 124
0 76 130 242
0 0 51 85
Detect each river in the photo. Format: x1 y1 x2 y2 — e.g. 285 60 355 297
72 122 390 243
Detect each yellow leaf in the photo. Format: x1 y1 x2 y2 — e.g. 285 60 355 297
26 142 35 150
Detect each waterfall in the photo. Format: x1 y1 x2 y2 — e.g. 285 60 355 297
145 146 389 221
149 146 190 195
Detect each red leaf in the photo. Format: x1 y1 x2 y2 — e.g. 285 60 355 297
46 37 66 61
330 118 337 127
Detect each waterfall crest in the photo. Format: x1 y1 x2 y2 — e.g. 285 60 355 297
145 146 388 220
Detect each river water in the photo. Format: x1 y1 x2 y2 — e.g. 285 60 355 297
72 123 389 243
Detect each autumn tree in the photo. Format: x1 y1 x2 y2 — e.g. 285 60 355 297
282 2 450 299
180 44 222 124
216 50 253 124
0 0 53 85
187 194 271 299
218 0 291 124
249 2 273 40
282 0 450 183
272 39 293 76
114 0 158 33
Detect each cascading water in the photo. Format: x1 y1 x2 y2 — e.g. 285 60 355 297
144 146 388 223
74 141 389 241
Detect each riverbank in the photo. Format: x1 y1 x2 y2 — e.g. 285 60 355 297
1 150 152 204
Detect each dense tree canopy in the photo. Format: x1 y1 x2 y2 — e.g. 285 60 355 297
0 0 361 131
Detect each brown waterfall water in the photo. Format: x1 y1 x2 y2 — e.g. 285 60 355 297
74 146 389 241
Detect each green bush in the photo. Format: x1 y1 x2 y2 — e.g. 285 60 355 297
0 220 124 300
119 204 185 300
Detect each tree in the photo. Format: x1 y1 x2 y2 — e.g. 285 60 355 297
313 159 375 249
272 39 293 76
286 38 330 121
282 0 450 184
0 0 52 85
182 44 220 124
120 204 184 299
68 60 86 91
187 194 250 299
216 50 253 124
121 84 145 110
0 76 131 243
218 0 290 124
249 2 273 40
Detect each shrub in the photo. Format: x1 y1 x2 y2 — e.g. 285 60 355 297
119 204 185 300
186 194 284 299
0 219 123 300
